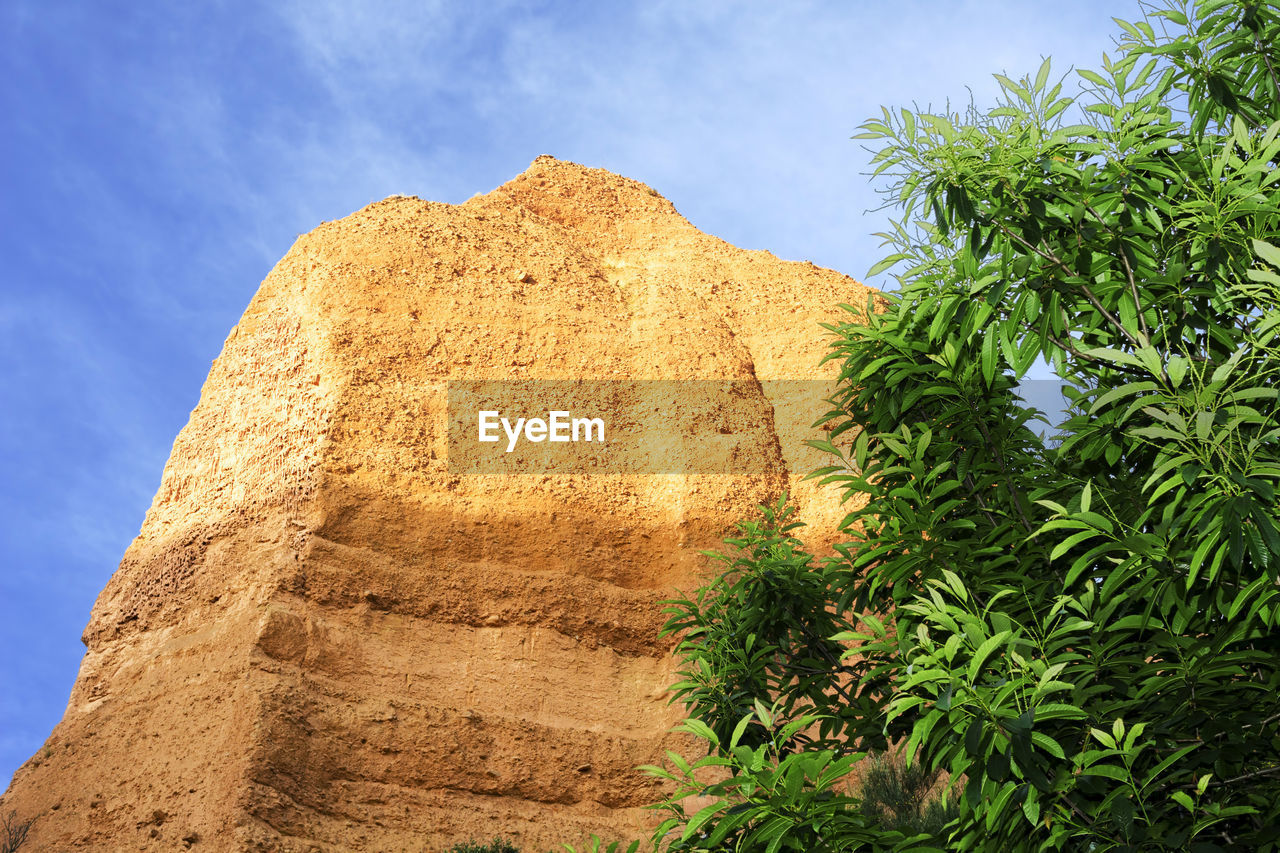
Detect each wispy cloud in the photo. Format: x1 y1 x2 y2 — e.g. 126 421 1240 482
259 0 1125 276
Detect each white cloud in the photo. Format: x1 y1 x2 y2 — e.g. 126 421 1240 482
256 1 1127 282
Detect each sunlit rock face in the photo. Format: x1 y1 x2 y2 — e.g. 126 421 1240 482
1 156 873 851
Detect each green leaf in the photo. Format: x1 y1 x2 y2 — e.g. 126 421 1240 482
968 631 1011 682
1022 792 1041 826
866 253 909 278
1091 727 1117 749
1252 238 1280 268
681 801 728 841
1035 57 1052 91
681 718 718 747
1031 731 1065 760
982 328 999 387
1081 763 1128 781
1051 529 1099 562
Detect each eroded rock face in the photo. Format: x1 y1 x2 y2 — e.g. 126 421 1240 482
1 157 873 851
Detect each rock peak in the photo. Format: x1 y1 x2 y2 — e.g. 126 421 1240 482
1 163 873 851
470 155 680 234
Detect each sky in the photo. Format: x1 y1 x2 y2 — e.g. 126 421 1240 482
0 0 1124 788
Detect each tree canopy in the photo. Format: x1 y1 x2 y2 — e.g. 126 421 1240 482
644 2 1280 850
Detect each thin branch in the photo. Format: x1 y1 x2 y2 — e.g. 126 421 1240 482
1063 192 1153 348
995 299 1148 379
965 473 1003 530
1207 764 1280 789
785 604 861 708
995 222 1143 350
1056 790 1112 837
1248 712 1280 731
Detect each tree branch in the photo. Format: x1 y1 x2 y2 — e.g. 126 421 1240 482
995 222 1143 350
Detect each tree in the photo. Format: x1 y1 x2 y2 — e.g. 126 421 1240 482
646 1 1280 850
1 811 34 853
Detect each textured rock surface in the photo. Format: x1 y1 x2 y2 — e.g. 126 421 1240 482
1 157 873 851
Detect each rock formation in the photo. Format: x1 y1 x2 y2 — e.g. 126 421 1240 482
1 156 873 851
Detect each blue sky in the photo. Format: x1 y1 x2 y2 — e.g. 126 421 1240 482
1 1 1123 787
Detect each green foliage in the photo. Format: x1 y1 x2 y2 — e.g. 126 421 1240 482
647 518 952 853
641 701 893 852
857 752 959 839
645 1 1280 850
660 497 868 755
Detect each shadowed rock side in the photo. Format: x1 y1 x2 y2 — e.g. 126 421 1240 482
1 156 875 851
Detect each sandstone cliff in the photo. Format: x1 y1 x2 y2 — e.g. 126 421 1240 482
1 156 873 851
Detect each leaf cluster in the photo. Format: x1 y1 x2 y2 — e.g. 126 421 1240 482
641 701 896 853
645 2 1280 850
660 498 867 755
857 752 959 838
